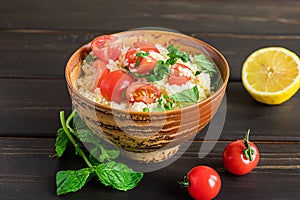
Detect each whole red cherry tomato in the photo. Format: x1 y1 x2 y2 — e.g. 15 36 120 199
179 166 221 200
100 70 134 102
222 129 260 175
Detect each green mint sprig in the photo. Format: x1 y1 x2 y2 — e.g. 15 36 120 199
54 110 143 195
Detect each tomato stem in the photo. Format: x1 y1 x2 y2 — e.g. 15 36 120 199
178 176 190 188
243 129 254 161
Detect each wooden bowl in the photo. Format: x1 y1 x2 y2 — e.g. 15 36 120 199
65 30 230 162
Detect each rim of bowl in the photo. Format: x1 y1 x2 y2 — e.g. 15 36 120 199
65 30 230 116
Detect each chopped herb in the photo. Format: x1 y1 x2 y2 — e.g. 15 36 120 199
146 60 169 82
135 52 150 66
166 45 189 65
143 107 150 112
153 94 175 111
136 52 150 57
85 54 93 64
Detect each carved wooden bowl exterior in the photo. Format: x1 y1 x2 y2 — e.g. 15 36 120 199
65 30 230 162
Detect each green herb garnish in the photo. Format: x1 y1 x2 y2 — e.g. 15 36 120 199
54 110 143 195
166 45 189 65
145 60 170 82
193 54 222 92
194 54 216 75
169 85 199 103
135 52 150 66
85 54 94 64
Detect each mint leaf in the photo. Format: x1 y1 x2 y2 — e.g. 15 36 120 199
194 54 216 74
56 168 91 195
169 85 199 103
89 145 120 164
95 161 143 191
55 128 68 157
76 129 101 144
73 112 89 131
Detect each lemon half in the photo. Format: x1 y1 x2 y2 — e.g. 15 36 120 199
242 47 300 105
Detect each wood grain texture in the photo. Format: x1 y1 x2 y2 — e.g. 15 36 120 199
0 0 299 199
0 137 299 200
0 31 299 80
1 0 300 34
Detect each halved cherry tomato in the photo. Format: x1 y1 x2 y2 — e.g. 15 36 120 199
136 56 158 74
179 166 222 200
168 63 193 86
125 47 138 68
222 129 260 175
91 35 122 64
133 41 159 53
100 70 134 102
125 41 159 73
90 59 109 91
126 82 162 104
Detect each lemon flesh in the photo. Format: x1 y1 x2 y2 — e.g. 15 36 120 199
242 47 300 105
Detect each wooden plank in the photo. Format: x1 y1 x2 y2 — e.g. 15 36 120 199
1 0 300 35
0 80 299 141
0 31 299 80
0 137 299 199
0 79 72 136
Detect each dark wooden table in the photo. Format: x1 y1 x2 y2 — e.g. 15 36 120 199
1 0 299 199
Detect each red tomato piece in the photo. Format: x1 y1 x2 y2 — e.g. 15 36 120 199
125 47 138 68
91 35 122 64
124 41 159 73
126 82 162 104
179 166 221 200
136 56 158 74
90 59 109 91
133 41 159 53
100 70 134 102
168 63 192 86
222 129 260 175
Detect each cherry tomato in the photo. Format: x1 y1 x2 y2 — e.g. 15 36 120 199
91 35 122 64
125 47 138 68
136 56 158 74
90 59 109 91
125 82 162 104
179 166 221 200
100 70 134 102
222 129 260 175
168 63 192 86
125 41 159 74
